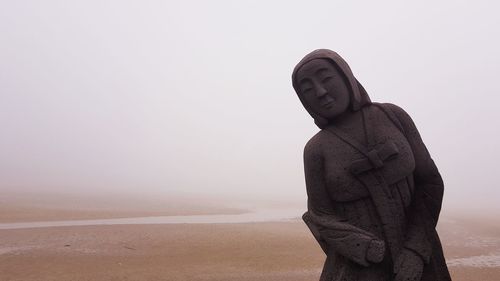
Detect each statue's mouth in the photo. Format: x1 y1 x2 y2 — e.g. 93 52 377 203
323 102 334 108
322 97 335 108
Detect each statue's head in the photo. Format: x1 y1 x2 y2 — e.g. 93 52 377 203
294 58 351 120
292 49 371 128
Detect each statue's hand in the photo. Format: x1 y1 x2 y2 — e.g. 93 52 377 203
366 239 385 263
394 248 424 281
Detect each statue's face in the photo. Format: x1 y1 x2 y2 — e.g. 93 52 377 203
296 59 351 120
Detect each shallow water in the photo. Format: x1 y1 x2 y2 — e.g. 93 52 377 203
0 208 304 230
447 254 500 268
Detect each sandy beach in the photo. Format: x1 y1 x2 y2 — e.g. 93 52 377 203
1 194 499 281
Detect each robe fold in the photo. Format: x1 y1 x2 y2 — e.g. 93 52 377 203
302 103 451 281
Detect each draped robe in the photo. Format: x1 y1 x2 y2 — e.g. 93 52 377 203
302 103 451 281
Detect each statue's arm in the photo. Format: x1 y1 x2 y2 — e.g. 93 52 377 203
387 103 444 263
303 140 385 266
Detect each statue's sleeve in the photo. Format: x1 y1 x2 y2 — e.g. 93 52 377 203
303 141 385 267
388 103 444 263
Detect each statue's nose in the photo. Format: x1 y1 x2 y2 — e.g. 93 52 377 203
316 85 328 98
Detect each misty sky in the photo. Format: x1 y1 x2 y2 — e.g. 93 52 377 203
1 1 499 209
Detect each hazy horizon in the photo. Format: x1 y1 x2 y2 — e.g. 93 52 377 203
1 1 500 212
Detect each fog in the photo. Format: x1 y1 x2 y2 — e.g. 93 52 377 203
1 1 499 211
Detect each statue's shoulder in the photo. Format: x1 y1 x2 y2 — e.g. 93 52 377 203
303 130 329 156
372 102 412 122
370 102 416 133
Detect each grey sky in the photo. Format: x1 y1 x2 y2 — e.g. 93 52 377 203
1 1 499 210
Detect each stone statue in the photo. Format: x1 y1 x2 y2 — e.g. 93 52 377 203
292 49 452 281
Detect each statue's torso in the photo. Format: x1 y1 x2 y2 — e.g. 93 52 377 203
315 105 416 238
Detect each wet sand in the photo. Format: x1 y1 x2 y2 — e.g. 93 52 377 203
0 222 322 281
0 195 499 281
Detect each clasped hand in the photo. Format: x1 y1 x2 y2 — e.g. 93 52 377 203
394 248 424 281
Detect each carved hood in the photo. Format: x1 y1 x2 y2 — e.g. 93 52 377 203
291 49 372 129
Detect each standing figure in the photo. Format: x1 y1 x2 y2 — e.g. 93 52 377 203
292 49 451 281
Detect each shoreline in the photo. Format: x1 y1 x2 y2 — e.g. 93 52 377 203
0 207 303 230
0 190 251 223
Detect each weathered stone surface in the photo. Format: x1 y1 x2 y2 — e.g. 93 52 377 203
292 49 452 281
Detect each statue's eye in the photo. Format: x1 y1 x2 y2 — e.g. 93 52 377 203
300 81 313 94
302 87 313 94
322 76 333 83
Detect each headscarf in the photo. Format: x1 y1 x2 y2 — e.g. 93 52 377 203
292 49 372 129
